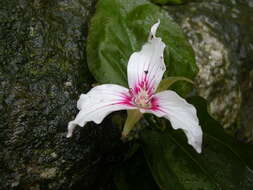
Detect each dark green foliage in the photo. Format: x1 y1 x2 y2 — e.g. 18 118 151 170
140 97 253 189
114 150 159 190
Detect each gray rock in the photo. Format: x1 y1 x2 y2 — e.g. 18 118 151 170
165 0 253 140
0 0 122 189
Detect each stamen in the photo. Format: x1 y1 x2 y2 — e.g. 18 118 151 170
146 94 154 103
131 79 154 109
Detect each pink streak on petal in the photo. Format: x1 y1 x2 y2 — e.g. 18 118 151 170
150 96 160 111
117 92 134 107
134 86 140 94
134 76 154 93
147 83 154 96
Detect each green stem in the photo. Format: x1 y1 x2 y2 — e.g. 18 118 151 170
122 109 142 138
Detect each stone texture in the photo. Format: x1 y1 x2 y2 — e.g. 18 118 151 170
0 0 122 189
166 0 253 141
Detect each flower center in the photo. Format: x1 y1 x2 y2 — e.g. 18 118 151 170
133 89 152 109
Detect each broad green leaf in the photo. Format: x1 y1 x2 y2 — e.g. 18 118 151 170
156 76 194 92
151 0 186 5
140 96 253 189
114 150 159 190
87 0 197 95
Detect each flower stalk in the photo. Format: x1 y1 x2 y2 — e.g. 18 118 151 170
122 110 142 139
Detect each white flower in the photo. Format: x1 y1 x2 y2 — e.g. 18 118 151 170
67 21 203 153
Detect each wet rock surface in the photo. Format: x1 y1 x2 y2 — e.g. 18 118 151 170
0 0 122 189
166 0 253 141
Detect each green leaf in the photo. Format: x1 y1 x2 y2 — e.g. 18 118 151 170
87 0 197 95
156 76 194 92
140 96 253 189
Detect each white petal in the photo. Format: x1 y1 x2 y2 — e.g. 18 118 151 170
67 84 136 138
127 20 166 93
144 90 203 153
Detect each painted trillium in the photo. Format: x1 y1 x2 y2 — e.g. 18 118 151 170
67 21 203 153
